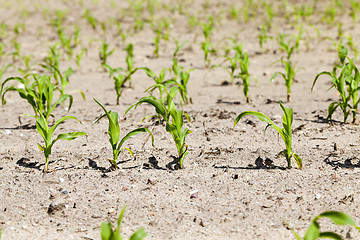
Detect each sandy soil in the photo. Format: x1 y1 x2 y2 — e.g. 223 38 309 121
1 0 360 239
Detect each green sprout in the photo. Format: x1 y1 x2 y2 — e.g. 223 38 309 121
125 43 134 86
312 57 360 123
75 47 87 69
271 59 298 102
36 112 87 172
1 74 73 122
287 211 360 240
101 205 147 240
125 87 191 169
100 41 116 67
258 24 272 51
238 52 251 103
234 102 302 169
93 98 154 169
276 30 302 60
201 16 216 67
84 8 97 30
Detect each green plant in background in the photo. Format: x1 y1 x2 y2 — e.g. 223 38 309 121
125 87 191 169
101 205 147 240
271 59 297 102
100 41 116 67
312 57 360 123
0 64 13 86
10 41 21 62
258 24 272 51
41 61 74 97
201 16 216 67
212 56 238 84
287 211 360 240
75 47 87 69
1 74 73 122
18 55 33 74
238 52 251 103
84 8 97 29
136 67 174 104
94 98 154 169
234 102 302 169
276 29 302 60
36 112 87 172
125 43 134 86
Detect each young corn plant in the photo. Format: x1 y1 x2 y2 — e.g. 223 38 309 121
100 41 116 67
93 98 154 169
1 74 73 122
287 211 360 240
312 58 360 123
125 43 134 86
237 52 251 103
258 24 272 51
36 112 87 172
271 59 297 102
125 87 191 169
101 205 147 240
201 16 216 67
234 102 302 169
277 30 302 60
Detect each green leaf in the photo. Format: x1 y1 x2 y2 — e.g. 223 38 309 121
117 205 127 231
280 101 293 135
319 211 358 227
100 222 113 240
293 153 302 169
318 232 343 240
48 116 81 139
234 111 274 127
117 128 155 152
311 71 333 91
94 98 120 148
304 221 320 240
129 228 147 240
124 96 167 120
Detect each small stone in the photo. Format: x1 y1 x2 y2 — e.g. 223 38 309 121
189 189 198 199
59 178 64 183
108 208 115 214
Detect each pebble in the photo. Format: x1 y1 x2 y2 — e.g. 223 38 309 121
59 178 64 183
108 208 115 214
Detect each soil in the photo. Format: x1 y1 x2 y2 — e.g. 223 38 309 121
1 0 360 239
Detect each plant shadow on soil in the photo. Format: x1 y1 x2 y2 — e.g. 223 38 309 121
16 157 76 172
213 156 287 170
323 154 360 169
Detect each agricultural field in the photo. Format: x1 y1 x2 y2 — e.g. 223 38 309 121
1 0 360 239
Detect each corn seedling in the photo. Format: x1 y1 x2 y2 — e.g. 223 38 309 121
84 8 97 30
36 112 87 172
101 205 147 240
125 43 134 86
18 55 33 75
125 87 191 169
75 47 87 69
1 74 73 122
238 52 251 103
201 16 216 67
276 30 302 60
271 59 299 102
287 211 360 240
94 98 154 169
312 57 360 123
100 41 116 67
113 74 127 105
234 102 302 169
212 56 237 84
258 24 272 51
